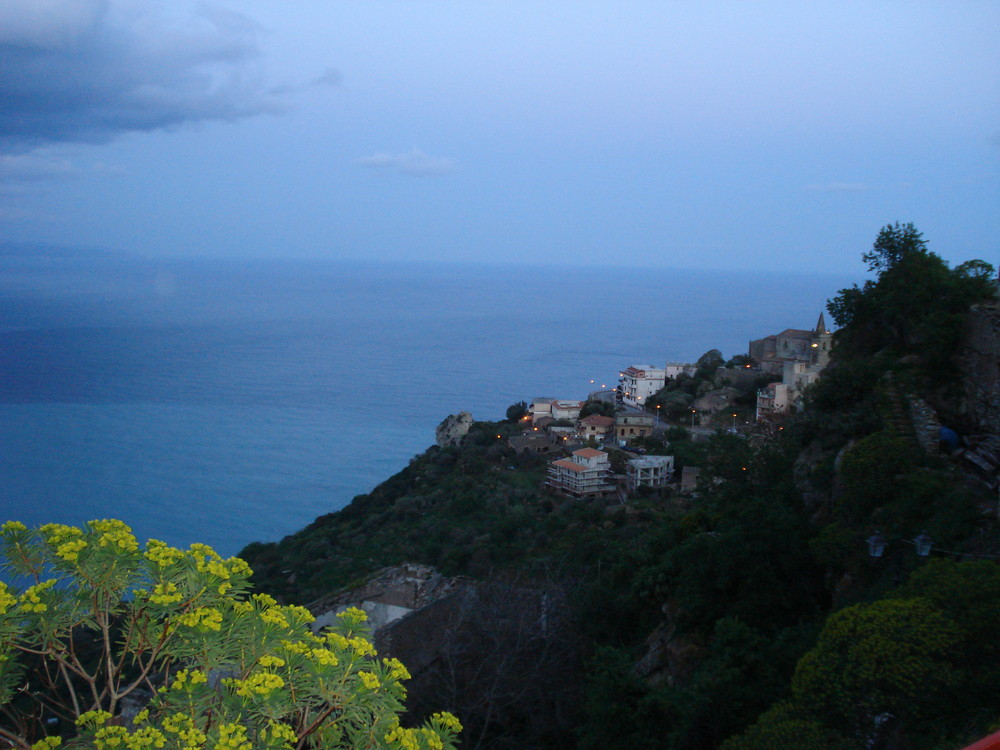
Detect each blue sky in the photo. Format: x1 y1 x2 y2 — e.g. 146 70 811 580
1 1 997 272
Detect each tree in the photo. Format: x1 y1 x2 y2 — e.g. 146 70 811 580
504 401 528 423
579 398 615 419
862 221 927 273
826 224 997 381
791 598 962 746
695 349 725 379
0 520 461 750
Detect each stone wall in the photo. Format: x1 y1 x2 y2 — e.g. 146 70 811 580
958 303 1000 433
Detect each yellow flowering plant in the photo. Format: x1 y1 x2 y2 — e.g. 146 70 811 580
0 520 461 750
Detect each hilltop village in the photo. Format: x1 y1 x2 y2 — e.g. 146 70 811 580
435 314 834 502
241 227 1000 750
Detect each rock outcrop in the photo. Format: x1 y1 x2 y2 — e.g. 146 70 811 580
435 411 473 447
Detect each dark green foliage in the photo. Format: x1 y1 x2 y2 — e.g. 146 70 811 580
837 431 916 522
695 348 725 379
579 398 616 418
505 400 529 422
792 598 963 744
827 222 996 382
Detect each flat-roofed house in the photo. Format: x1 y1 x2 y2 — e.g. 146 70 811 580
615 413 654 443
550 399 585 421
626 455 675 492
617 365 666 408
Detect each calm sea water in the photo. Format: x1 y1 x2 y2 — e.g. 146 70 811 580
0 251 852 556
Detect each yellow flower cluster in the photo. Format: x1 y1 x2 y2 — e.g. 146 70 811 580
119 726 167 749
89 519 139 552
279 638 310 655
144 539 185 568
357 671 380 690
55 538 88 563
283 604 315 625
324 631 377 657
1 521 27 533
0 582 18 615
337 606 368 625
259 607 290 629
161 714 207 748
39 524 89 563
76 710 114 728
93 725 129 749
309 647 339 667
431 712 463 734
384 722 420 750
149 582 183 606
175 607 223 631
215 722 251 750
170 669 208 692
226 557 252 578
40 523 82 544
264 720 298 747
31 738 62 750
227 671 285 697
258 654 285 669
20 580 56 613
383 657 411 682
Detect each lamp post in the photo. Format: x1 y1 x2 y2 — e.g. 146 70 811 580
731 412 737 430
914 531 934 557
865 531 934 559
867 531 887 558
655 405 661 428
690 409 696 428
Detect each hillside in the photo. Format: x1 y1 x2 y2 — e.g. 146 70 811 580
240 224 1000 750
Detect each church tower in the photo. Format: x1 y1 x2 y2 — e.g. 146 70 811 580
811 312 832 368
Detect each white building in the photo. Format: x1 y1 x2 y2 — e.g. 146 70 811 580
664 362 697 380
617 365 666 408
546 448 615 498
528 398 555 424
550 400 585 421
756 382 790 421
626 455 675 492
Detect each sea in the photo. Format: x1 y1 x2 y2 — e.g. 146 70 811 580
0 248 853 557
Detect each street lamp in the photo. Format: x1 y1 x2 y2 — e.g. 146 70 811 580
690 409 696 428
731 412 737 430
867 531 887 558
655 404 661 428
865 530 934 558
914 531 934 557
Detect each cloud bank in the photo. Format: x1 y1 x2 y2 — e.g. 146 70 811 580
358 149 458 177
0 0 285 153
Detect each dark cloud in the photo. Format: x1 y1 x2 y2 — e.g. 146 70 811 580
0 0 286 153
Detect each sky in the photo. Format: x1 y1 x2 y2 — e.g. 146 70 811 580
1 0 997 273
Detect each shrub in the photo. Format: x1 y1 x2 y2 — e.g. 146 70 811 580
0 520 460 749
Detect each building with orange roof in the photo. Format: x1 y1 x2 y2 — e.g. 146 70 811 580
577 414 615 443
545 448 614 498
